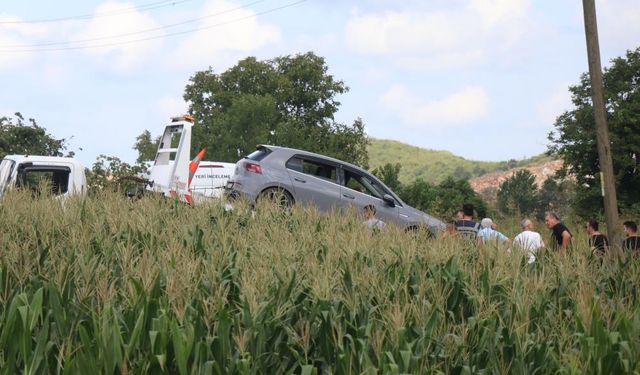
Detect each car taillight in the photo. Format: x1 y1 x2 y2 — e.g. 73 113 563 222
244 162 262 174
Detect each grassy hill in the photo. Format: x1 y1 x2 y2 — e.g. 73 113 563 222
368 138 552 185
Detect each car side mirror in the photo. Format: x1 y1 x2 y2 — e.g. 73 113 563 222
383 194 395 207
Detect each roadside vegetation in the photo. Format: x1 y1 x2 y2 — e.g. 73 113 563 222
1 190 639 374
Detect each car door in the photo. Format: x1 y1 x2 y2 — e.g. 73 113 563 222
285 156 342 212
340 167 399 224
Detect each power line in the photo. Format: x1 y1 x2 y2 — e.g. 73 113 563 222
0 0 306 53
0 0 194 24
0 0 264 49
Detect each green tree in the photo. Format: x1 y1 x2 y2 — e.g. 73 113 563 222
133 130 160 163
434 177 487 218
497 170 538 215
548 47 640 216
0 113 67 158
184 52 369 166
536 177 576 219
87 154 146 193
401 178 437 212
371 162 402 192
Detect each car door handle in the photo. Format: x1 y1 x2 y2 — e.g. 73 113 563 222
343 194 355 199
294 177 306 183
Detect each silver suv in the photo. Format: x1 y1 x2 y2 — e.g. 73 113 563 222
226 145 445 234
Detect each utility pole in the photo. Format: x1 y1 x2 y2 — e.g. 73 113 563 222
582 0 621 250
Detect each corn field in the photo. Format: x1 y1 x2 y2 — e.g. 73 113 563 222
1 191 639 374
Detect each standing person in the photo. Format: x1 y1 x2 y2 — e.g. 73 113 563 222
513 218 545 263
362 204 385 230
455 203 480 241
586 219 609 255
440 220 459 240
544 212 572 252
622 221 640 252
476 218 509 246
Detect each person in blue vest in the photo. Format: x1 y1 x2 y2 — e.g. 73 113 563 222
455 203 480 241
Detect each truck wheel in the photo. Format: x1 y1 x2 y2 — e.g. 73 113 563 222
260 187 294 208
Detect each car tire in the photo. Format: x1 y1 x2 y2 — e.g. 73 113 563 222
259 187 294 208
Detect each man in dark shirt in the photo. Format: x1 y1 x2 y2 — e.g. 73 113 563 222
455 203 480 241
622 221 640 252
586 219 609 255
544 212 572 252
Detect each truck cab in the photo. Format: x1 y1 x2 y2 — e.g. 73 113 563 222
0 155 87 199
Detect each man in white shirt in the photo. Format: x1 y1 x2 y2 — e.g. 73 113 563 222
513 218 545 263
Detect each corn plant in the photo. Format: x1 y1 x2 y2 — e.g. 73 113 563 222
0 189 639 374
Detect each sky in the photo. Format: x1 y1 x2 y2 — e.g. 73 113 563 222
1 0 639 167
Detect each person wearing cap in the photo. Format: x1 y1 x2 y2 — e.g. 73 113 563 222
512 218 545 263
476 218 509 246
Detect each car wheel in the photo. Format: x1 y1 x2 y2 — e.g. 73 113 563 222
259 187 294 208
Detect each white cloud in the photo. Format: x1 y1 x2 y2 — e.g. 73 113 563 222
74 1 162 71
0 14 50 69
172 0 280 70
468 0 529 29
345 0 531 71
381 85 489 127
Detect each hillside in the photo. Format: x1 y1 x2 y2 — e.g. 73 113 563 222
368 139 553 185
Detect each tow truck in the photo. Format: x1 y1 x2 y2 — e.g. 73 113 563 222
0 155 87 199
145 115 235 204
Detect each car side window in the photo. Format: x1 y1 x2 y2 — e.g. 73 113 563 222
344 169 385 199
285 157 303 172
287 157 337 182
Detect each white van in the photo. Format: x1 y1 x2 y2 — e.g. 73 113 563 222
189 161 236 198
0 155 87 198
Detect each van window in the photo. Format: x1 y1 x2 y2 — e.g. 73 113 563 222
17 166 70 196
287 157 337 182
246 147 272 162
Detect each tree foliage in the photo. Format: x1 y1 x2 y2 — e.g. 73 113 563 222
0 113 67 159
536 177 576 220
87 154 147 194
549 47 640 216
183 52 369 167
497 170 538 215
371 162 402 192
372 163 487 219
133 130 160 163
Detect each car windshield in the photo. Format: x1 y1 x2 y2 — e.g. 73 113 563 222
0 159 15 197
